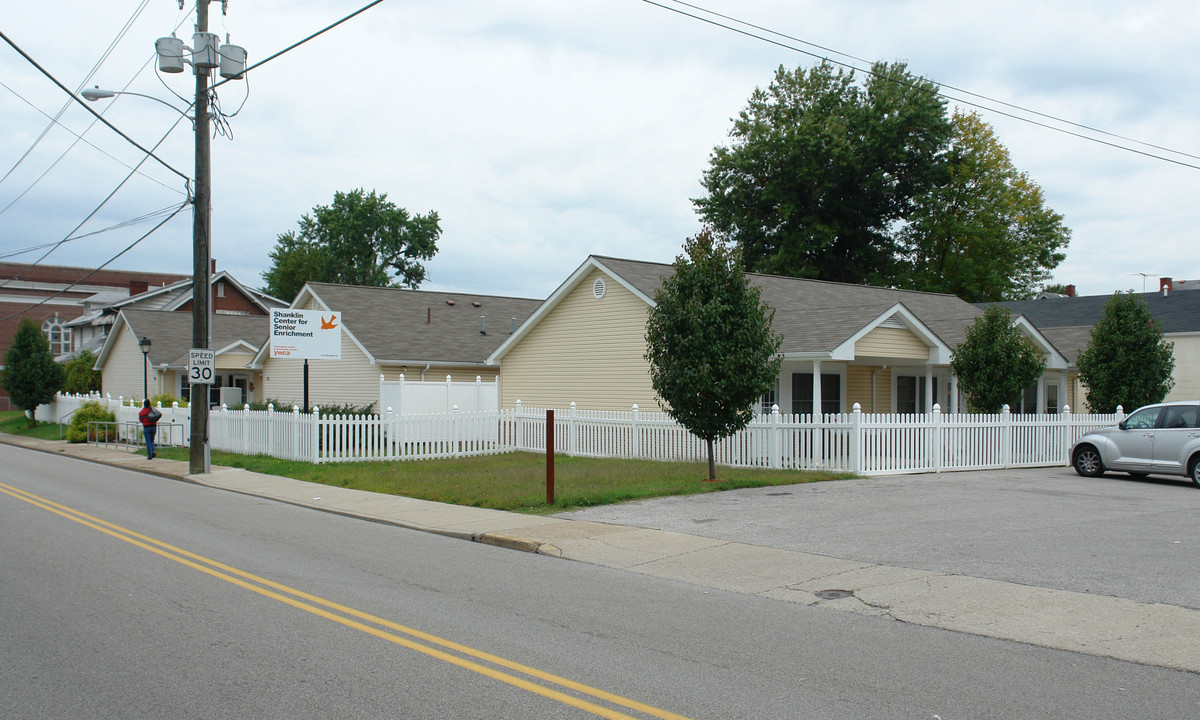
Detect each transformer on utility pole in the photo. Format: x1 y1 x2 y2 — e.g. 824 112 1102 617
154 1 246 475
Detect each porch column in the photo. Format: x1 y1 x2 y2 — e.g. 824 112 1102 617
1060 370 1069 412
812 359 822 416
1036 377 1045 415
924 365 933 413
949 374 959 414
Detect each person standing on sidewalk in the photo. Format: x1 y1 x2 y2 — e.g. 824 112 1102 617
138 399 160 459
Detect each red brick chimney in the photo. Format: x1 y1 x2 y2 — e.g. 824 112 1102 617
1065 284 1076 298
1160 277 1173 296
129 279 148 296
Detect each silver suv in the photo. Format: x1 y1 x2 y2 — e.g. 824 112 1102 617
1072 401 1200 487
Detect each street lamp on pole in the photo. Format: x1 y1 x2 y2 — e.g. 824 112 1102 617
139 336 152 401
81 87 191 116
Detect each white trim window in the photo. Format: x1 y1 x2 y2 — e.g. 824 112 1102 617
42 315 71 356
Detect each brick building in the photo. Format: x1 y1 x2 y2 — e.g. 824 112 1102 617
0 263 188 411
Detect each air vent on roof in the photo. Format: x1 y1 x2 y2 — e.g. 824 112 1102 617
472 301 481 307
593 277 607 300
446 300 456 306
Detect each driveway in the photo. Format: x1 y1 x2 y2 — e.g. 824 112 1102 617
556 467 1200 609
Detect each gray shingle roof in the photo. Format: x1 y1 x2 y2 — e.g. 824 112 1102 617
303 283 543 364
989 291 1200 361
120 309 269 367
991 291 1200 335
593 256 982 353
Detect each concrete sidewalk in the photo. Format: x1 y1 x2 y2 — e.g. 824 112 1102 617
7 434 1198 675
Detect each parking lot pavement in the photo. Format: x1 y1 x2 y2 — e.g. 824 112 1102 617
554 467 1200 609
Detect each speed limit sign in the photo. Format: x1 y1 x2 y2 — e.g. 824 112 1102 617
188 348 215 385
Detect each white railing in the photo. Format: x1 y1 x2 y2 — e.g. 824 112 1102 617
38 392 1126 474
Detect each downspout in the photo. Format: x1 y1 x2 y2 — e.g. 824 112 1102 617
421 364 430 381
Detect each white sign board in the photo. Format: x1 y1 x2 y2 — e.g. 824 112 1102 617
270 309 342 360
188 348 216 385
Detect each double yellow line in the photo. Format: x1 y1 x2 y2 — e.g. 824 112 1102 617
0 481 695 720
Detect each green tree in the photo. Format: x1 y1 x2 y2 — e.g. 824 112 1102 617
950 306 1046 413
694 61 952 286
2 317 64 425
1075 293 1174 413
644 229 783 480
900 111 1069 301
262 188 440 300
61 349 102 394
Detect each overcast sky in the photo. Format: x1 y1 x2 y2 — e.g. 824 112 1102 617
2 0 1197 304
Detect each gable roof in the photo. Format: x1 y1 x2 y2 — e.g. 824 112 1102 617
95 309 269 369
491 255 985 363
990 290 1200 335
111 270 285 314
251 283 543 368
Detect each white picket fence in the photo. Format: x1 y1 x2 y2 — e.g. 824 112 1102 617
39 393 1125 474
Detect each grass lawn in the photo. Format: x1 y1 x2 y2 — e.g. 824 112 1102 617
0 411 69 441
1 411 851 513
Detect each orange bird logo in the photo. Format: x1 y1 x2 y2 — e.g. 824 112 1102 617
321 314 338 330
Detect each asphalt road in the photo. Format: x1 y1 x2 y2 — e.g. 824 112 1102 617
3 450 1198 719
557 467 1200 609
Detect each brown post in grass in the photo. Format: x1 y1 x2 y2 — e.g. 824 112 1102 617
546 409 555 505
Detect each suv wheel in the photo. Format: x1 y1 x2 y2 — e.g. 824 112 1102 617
1073 446 1104 477
1190 457 1200 489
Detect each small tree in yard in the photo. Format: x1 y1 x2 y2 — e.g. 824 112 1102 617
951 306 1045 413
1076 292 1174 413
2 317 64 426
645 229 782 481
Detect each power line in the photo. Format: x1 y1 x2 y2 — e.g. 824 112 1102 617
644 0 1200 171
0 111 191 289
0 204 187 260
0 201 190 322
0 0 154 189
0 79 185 213
210 0 388 93
0 29 190 184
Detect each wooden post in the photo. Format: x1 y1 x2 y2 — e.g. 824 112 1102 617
546 409 555 505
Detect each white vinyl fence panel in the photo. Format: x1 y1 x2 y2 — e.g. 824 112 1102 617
378 374 498 415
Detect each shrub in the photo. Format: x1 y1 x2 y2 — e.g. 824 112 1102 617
151 393 187 408
67 401 116 443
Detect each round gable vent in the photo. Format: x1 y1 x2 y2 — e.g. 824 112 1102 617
592 277 607 300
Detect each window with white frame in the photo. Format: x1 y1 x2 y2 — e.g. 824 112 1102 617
41 315 71 356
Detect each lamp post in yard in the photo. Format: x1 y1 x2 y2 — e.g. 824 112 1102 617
139 336 151 401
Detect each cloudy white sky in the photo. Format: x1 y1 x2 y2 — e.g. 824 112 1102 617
2 0 1197 303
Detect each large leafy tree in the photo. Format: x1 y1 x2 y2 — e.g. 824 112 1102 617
2 317 64 425
899 111 1069 301
1075 293 1174 413
694 61 952 286
950 306 1046 413
645 229 782 480
262 188 440 301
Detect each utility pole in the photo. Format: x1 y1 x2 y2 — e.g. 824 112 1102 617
190 0 212 475
150 1 244 474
